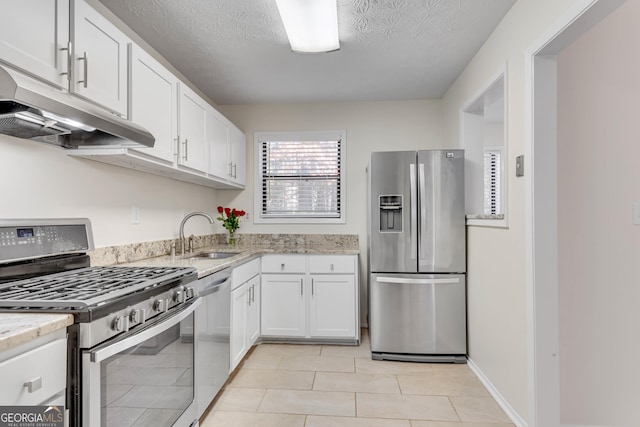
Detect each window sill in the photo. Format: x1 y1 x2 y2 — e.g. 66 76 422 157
465 214 508 228
466 214 505 220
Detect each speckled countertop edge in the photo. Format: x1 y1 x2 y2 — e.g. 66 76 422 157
0 313 73 353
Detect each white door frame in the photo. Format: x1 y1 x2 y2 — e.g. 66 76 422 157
525 1 625 426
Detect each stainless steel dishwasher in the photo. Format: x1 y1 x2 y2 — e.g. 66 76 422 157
194 268 231 418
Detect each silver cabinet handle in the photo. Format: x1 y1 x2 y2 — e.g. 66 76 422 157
311 278 314 296
281 263 285 271
24 377 42 393
77 51 88 88
300 279 303 296
232 163 237 178
60 42 72 78
182 139 189 161
251 284 255 303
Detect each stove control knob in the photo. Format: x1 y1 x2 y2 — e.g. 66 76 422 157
130 308 145 324
111 316 125 332
173 289 185 304
185 286 195 299
153 299 167 313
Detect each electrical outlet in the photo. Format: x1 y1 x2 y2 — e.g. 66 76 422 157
131 206 140 225
245 211 250 220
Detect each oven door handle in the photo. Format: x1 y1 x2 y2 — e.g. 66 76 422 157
90 297 201 363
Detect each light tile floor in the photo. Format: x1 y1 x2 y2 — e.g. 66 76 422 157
202 330 514 427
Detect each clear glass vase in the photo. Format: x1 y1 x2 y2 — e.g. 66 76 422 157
227 230 236 245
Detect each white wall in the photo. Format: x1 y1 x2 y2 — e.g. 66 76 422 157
218 100 445 324
557 1 640 425
441 0 589 423
0 135 220 248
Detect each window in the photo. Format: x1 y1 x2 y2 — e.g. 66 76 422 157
483 147 503 215
461 69 508 227
254 131 346 223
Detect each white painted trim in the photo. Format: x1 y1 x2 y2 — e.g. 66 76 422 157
252 130 347 224
467 357 527 427
524 1 625 426
460 63 509 228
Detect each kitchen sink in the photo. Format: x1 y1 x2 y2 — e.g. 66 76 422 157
186 251 241 260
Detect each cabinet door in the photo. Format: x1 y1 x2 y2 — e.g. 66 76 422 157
247 276 261 346
309 274 356 338
207 107 229 179
72 0 129 116
129 45 177 164
228 125 246 186
178 83 208 172
230 284 248 371
0 0 70 87
261 274 306 337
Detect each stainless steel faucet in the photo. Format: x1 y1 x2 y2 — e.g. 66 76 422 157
179 212 214 256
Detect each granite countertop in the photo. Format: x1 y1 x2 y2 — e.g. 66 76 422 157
121 243 360 278
0 313 73 353
0 237 359 352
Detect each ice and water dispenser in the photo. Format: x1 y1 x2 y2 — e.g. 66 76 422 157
379 195 403 232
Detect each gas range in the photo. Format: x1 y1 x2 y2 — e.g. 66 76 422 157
0 219 200 427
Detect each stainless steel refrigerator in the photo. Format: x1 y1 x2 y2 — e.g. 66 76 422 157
367 149 466 363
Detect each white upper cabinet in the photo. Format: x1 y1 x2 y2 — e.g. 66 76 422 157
228 125 246 186
207 106 230 179
129 45 177 164
178 84 208 172
72 0 129 116
0 0 70 87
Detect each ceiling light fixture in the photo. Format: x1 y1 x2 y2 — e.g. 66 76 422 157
275 0 340 53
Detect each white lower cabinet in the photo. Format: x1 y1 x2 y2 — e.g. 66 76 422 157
261 255 359 340
260 273 306 337
309 274 357 338
230 259 261 371
0 329 67 406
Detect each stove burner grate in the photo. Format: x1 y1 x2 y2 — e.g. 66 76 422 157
0 266 195 309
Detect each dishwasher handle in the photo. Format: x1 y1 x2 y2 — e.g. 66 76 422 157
199 273 231 297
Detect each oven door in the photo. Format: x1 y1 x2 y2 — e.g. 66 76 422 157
82 298 201 427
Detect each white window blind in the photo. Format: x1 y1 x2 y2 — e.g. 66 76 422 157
483 149 501 215
260 139 341 218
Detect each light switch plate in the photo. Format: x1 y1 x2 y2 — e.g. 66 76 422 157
131 206 140 225
633 203 640 225
516 155 524 177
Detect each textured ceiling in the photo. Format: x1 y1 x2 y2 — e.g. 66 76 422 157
98 0 516 105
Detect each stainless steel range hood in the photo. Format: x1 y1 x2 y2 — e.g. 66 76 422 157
0 66 154 148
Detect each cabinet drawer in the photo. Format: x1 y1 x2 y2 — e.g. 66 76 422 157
0 338 66 405
309 255 355 274
232 258 260 289
261 255 306 273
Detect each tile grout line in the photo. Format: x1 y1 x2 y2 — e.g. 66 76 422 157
446 395 463 422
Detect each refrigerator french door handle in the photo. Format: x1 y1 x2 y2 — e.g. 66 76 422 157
376 276 460 285
409 163 417 260
418 162 427 264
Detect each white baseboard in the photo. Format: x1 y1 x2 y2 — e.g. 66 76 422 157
467 357 528 427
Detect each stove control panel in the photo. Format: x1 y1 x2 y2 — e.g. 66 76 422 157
0 219 94 263
79 279 197 348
